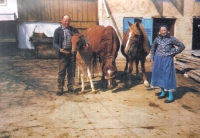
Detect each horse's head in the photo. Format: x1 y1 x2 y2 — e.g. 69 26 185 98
124 21 144 57
103 56 117 89
71 34 86 53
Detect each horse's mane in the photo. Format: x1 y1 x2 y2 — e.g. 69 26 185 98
129 22 150 54
138 23 150 54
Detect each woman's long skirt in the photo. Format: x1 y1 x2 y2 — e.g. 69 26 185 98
151 55 176 92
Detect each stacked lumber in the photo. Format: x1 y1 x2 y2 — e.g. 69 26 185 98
175 52 200 82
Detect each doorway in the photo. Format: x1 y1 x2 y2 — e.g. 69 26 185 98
192 18 200 50
153 18 176 40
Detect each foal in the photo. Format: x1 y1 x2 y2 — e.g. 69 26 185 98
71 34 95 93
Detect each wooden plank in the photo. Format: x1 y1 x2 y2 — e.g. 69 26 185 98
82 0 88 21
72 1 77 21
175 61 200 69
51 0 55 21
41 0 46 20
45 0 50 21
63 0 68 16
53 0 59 21
192 50 200 57
67 0 73 18
59 0 64 19
176 54 200 63
87 1 93 21
77 0 83 21
91 0 97 21
17 0 98 24
187 71 200 82
190 70 200 77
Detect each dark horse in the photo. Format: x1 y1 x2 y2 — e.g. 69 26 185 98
121 21 150 87
86 25 120 89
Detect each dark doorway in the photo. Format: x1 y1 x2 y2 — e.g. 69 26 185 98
0 20 17 40
192 18 200 50
153 18 176 40
0 20 18 56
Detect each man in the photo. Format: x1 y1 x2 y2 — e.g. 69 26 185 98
53 15 79 96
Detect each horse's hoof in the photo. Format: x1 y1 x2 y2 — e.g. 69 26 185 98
136 74 142 80
77 90 85 95
144 80 150 87
125 82 132 88
98 72 102 77
101 82 107 88
91 90 96 94
107 85 114 89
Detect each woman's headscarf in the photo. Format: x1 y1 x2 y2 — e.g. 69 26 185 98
158 25 170 39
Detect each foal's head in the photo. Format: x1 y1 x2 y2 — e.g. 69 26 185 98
71 34 86 53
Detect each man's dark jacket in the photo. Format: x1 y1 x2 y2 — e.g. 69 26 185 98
53 26 79 58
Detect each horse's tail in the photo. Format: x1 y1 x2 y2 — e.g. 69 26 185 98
92 53 98 72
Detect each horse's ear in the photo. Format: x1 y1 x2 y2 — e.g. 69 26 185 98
128 21 132 27
79 34 84 38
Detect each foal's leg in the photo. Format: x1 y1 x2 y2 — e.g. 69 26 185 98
87 68 95 93
140 57 149 87
77 66 81 84
80 72 85 92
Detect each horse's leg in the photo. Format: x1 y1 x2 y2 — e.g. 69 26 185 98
140 57 149 87
101 72 107 88
124 57 128 72
87 68 95 93
107 70 114 89
98 55 103 76
127 58 133 87
101 63 107 88
91 52 98 78
135 58 141 79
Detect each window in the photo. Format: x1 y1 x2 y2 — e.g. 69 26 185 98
123 17 153 45
0 0 6 6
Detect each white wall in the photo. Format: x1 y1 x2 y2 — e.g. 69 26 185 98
0 0 18 20
18 22 60 49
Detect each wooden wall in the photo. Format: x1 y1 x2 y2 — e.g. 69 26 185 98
17 0 98 34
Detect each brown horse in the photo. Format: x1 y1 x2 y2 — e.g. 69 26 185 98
86 25 120 89
121 21 150 87
71 34 95 93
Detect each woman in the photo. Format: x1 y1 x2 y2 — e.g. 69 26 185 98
150 25 185 103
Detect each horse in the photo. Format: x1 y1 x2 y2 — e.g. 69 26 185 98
121 21 150 87
86 25 120 89
71 33 95 93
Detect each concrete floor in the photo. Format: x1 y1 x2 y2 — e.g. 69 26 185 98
0 46 200 138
